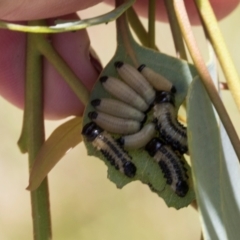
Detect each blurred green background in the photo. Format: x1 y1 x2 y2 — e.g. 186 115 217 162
1 2 240 239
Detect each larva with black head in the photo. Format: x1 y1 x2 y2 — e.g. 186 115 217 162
114 61 156 105
153 91 188 154
91 98 146 122
138 64 176 94
118 123 156 150
82 122 137 178
88 111 141 135
145 138 189 197
100 76 149 112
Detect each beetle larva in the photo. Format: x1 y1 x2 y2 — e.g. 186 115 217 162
153 91 188 154
100 76 149 112
114 61 156 105
88 111 141 135
91 98 146 122
82 122 137 178
138 64 176 93
145 138 189 197
118 123 156 149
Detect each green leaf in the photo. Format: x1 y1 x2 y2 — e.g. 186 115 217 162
220 125 240 239
27 117 82 191
187 77 240 239
82 16 197 209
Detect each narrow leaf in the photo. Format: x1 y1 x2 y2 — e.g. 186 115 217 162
27 117 82 191
187 77 240 239
219 125 240 239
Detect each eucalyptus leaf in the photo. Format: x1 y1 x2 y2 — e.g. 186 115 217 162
219 124 240 239
28 117 82 191
82 16 197 209
187 77 240 239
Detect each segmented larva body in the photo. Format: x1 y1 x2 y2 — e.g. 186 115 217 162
91 98 146 122
82 122 136 178
118 123 156 150
138 64 176 93
154 91 188 154
145 138 189 197
100 76 149 112
115 61 156 105
88 111 141 135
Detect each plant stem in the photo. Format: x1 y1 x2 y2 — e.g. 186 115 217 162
25 21 52 240
173 0 240 162
116 0 139 67
127 7 159 51
194 0 240 111
35 35 90 106
0 0 135 33
148 0 156 49
163 0 188 60
127 8 148 48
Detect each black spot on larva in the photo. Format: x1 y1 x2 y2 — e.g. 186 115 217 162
114 61 124 68
137 64 146 72
159 161 172 184
91 99 101 107
99 76 108 83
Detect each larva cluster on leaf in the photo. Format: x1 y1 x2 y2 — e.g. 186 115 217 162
83 61 189 197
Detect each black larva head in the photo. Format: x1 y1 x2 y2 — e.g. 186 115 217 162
170 86 177 94
117 137 125 146
179 146 188 154
99 76 108 83
114 61 124 68
171 141 188 154
175 180 189 197
141 114 147 125
155 91 175 105
88 111 98 120
81 122 103 142
91 99 101 107
137 64 146 72
145 138 163 157
123 161 137 178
